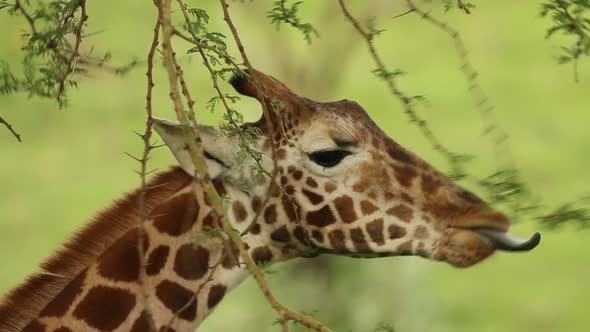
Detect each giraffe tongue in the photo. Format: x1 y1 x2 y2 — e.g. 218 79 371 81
474 229 541 252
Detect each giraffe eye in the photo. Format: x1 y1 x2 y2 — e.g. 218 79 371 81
308 150 352 168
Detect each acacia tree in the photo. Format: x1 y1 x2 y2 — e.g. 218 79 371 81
0 0 589 331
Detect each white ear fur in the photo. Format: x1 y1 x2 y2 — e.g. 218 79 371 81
153 117 227 178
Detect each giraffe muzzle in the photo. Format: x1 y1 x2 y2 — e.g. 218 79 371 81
473 229 541 252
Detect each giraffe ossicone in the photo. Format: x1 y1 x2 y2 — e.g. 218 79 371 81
0 69 540 332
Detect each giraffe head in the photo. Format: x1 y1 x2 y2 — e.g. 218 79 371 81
155 70 540 268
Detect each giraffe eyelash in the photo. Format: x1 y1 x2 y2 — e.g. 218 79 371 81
307 149 352 168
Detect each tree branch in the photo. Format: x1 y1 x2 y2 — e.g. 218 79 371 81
405 0 514 167
218 1 331 330
0 115 21 142
337 0 459 170
134 3 162 331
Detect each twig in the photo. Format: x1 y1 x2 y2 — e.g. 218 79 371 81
555 0 589 83
174 0 280 237
337 0 458 168
0 115 21 142
134 6 161 332
218 1 331 330
457 0 471 14
174 1 269 178
14 0 37 35
171 28 242 70
57 0 88 105
405 0 514 167
391 8 415 20
156 5 246 327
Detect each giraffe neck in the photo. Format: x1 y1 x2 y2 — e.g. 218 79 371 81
0 167 301 332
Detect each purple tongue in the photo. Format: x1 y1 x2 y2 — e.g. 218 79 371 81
474 229 541 252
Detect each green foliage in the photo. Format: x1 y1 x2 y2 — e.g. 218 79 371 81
373 321 396 332
538 199 590 228
267 0 318 44
366 17 385 39
0 0 137 107
186 7 209 33
372 68 406 80
441 0 475 13
541 0 590 78
272 309 320 328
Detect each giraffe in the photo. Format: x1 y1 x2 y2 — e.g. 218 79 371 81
0 69 540 332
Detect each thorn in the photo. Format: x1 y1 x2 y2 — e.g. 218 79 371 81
124 152 142 162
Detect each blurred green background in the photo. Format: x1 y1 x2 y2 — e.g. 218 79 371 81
1 1 589 331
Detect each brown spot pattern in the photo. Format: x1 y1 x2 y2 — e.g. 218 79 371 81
152 192 199 236
388 224 407 239
414 225 428 239
207 285 227 309
252 246 273 264
264 204 277 224
387 144 415 165
251 196 262 213
306 177 318 188
311 230 324 243
232 201 248 223
130 311 151 332
292 170 303 181
282 196 300 222
360 200 379 215
146 245 169 276
270 226 291 243
22 320 46 332
40 269 87 317
324 182 337 193
328 230 347 251
421 174 441 194
250 223 262 235
276 149 287 160
306 205 336 228
386 204 413 223
333 195 357 223
156 280 197 321
350 227 370 252
293 226 307 244
302 189 324 205
352 179 369 193
366 219 385 245
398 240 413 254
97 228 147 282
73 286 136 331
174 244 209 280
53 328 72 332
393 165 418 187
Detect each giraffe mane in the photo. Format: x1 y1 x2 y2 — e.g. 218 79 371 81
0 167 191 331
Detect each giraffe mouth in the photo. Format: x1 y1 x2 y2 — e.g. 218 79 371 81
472 228 541 252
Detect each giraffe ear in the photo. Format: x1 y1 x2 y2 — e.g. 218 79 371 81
153 118 228 179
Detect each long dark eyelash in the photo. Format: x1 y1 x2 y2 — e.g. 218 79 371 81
308 150 352 168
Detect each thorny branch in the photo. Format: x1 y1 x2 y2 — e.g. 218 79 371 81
457 0 471 14
337 0 463 175
171 28 242 71
155 1 330 331
57 0 88 104
175 0 268 178
0 115 21 142
404 0 514 168
132 4 162 332
14 0 37 35
219 0 331 331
